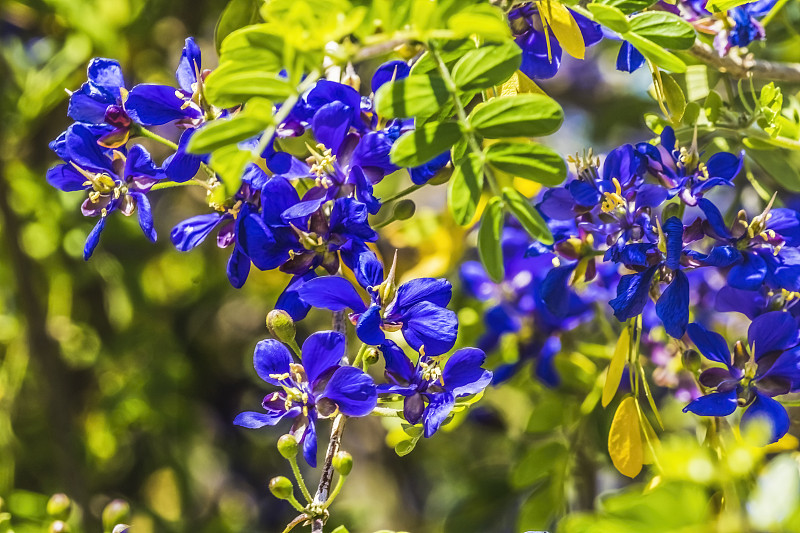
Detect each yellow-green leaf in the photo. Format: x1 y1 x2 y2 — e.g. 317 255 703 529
608 396 643 478
602 327 630 408
541 0 585 60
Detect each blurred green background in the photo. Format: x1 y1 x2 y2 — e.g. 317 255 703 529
4 1 800 532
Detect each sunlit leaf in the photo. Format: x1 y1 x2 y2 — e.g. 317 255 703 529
602 327 630 408
608 396 644 478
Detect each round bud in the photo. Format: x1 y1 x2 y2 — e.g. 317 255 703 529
427 165 453 186
46 494 72 520
266 310 296 344
112 525 131 533
48 520 70 533
269 476 294 500
392 200 416 222
102 499 130 531
681 349 701 373
277 434 299 459
364 347 380 366
332 451 353 476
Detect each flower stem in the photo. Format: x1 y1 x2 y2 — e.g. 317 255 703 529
322 473 347 510
288 456 313 503
382 183 422 205
133 125 179 150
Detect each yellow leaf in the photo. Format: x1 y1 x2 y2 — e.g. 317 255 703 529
602 327 629 408
540 0 585 60
608 396 643 478
499 71 546 97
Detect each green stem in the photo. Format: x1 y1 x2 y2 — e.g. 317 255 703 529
322 474 347 510
286 493 306 513
429 45 502 197
289 456 314 503
133 125 179 150
352 343 368 367
382 183 422 205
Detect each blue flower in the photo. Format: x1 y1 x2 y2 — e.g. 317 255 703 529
170 172 300 288
509 3 603 79
297 254 458 355
279 197 379 279
698 197 800 292
461 227 591 385
67 58 134 148
378 340 492 437
683 312 800 443
125 38 205 127
636 127 743 206
234 331 377 466
46 124 164 259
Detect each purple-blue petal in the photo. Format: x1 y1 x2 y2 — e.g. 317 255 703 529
320 366 377 417
400 302 458 356
741 391 790 443
355 305 386 346
687 322 732 366
442 348 492 397
301 331 346 385
422 391 455 438
656 270 689 338
253 339 293 386
748 311 800 361
682 389 738 416
298 276 368 313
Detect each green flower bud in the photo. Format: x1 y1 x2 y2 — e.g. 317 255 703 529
266 310 296 344
269 476 294 500
364 347 380 366
392 199 416 222
277 434 299 459
102 500 130 532
48 521 70 533
427 164 452 186
46 494 71 520
332 451 353 476
681 349 701 373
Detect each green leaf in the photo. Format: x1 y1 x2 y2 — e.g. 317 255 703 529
448 153 484 225
517 480 561 531
512 441 568 489
661 73 686 122
596 0 656 15
684 64 710 102
447 4 511 41
217 24 284 73
501 187 554 244
748 148 800 192
628 12 696 50
390 121 463 167
588 4 630 33
478 197 504 283
410 40 477 76
705 0 752 11
470 94 564 138
210 145 252 196
374 75 451 119
704 90 723 122
215 0 261 53
485 141 566 186
204 70 294 108
682 101 700 126
330 527 350 533
187 100 272 154
622 31 687 73
451 40 522 91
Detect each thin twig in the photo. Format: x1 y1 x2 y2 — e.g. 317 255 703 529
689 41 800 83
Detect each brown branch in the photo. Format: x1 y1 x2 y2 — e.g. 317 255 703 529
307 310 350 533
689 41 800 83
